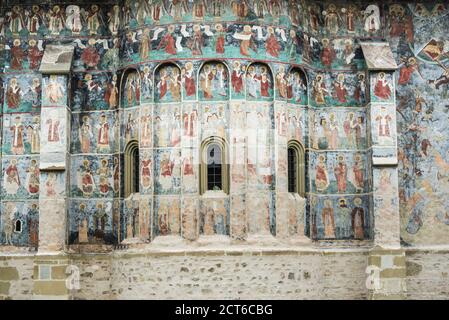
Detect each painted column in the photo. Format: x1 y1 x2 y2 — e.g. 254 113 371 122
363 42 405 299
34 73 71 299
38 74 70 252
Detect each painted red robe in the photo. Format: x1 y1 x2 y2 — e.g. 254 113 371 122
216 35 225 54
260 78 270 97
10 46 25 70
47 119 60 142
398 65 415 85
232 70 244 93
353 164 364 189
334 163 347 193
266 34 280 57
184 74 196 97
334 82 347 103
81 46 101 68
28 46 43 70
321 47 336 67
158 33 177 55
374 80 391 100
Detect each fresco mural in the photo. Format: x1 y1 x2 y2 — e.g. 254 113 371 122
1 1 448 249
199 62 229 101
310 195 371 240
154 64 181 103
42 75 67 107
68 199 116 245
246 63 273 101
3 76 41 113
310 152 368 195
311 109 367 150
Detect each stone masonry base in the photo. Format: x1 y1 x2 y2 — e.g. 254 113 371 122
0 246 448 300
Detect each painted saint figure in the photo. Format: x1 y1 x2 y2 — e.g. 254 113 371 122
10 39 25 70
352 198 365 239
312 75 328 105
10 116 24 155
46 118 60 143
353 154 364 193
45 75 65 105
78 160 95 197
322 200 336 239
157 26 177 55
27 39 43 70
26 159 40 195
6 78 21 109
333 74 348 103
182 62 196 98
231 61 245 95
373 72 392 100
79 116 93 153
4 159 21 195
334 155 348 193
97 114 110 152
315 155 329 192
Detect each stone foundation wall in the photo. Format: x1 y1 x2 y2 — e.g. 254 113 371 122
109 249 369 300
405 249 449 300
1 248 449 300
0 255 34 300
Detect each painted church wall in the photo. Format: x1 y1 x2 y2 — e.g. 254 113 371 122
0 1 448 248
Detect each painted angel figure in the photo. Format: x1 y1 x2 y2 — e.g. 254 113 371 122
268 0 283 19
83 5 105 35
108 5 121 35
168 0 189 21
45 75 65 105
364 4 380 33
66 5 82 34
150 0 167 22
253 0 268 19
210 0 225 17
122 1 135 26
47 5 66 35
136 0 152 25
192 0 207 20
323 4 341 34
7 6 26 35
27 5 46 35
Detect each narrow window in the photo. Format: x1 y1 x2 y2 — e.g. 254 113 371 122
288 147 297 193
200 137 229 195
14 220 22 233
287 140 306 197
132 147 140 194
207 144 222 191
125 140 139 197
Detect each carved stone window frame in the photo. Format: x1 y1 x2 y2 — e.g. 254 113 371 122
287 140 306 198
124 140 139 198
200 136 229 195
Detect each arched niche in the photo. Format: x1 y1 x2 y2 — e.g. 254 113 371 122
286 67 308 105
120 68 141 108
154 62 182 103
198 61 230 101
246 62 274 101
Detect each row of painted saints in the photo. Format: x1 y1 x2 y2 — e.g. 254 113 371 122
313 197 366 240
2 3 382 36
314 154 365 194
4 4 114 36
2 159 40 197
76 158 119 198
311 72 366 106
3 2 383 34
149 62 306 103
312 112 365 150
